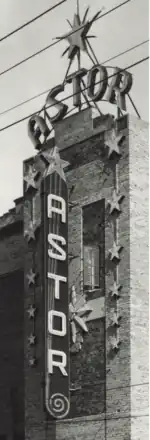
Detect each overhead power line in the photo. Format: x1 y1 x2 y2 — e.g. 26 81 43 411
0 0 67 43
0 39 148 118
94 0 130 21
0 55 148 133
102 39 149 65
0 0 130 79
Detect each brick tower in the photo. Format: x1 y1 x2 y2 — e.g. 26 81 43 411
23 108 149 440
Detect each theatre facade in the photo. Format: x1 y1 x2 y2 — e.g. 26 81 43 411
0 4 149 439
0 108 148 440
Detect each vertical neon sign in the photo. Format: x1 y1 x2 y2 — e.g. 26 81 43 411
43 147 70 419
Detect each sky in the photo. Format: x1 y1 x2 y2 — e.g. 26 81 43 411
0 0 149 215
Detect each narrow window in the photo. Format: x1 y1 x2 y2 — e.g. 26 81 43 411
82 199 105 295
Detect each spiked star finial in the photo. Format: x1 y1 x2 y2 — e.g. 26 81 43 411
65 14 92 59
26 269 36 286
27 305 36 319
109 242 122 262
55 7 102 62
108 190 124 215
24 165 38 191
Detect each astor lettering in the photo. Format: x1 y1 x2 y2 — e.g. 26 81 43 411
28 64 132 150
47 194 68 377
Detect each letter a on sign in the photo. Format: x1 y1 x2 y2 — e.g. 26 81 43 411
42 146 70 420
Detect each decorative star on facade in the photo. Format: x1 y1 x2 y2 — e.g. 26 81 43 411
29 357 36 367
24 165 38 191
26 269 36 286
28 334 36 346
110 336 120 351
69 285 92 346
108 190 124 215
110 281 121 298
27 305 36 319
24 221 36 242
41 146 69 181
109 242 122 262
105 131 124 158
111 309 121 327
70 333 84 353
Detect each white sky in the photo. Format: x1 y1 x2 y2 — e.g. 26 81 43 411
0 0 149 215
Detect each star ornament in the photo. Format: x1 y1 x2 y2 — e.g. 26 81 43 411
27 305 36 319
28 334 36 346
108 190 124 215
111 309 121 327
105 131 124 158
110 336 121 351
29 357 36 367
24 221 36 242
69 285 92 344
110 281 121 298
24 165 38 191
109 242 122 262
26 269 36 286
65 14 91 59
41 146 69 181
56 7 102 61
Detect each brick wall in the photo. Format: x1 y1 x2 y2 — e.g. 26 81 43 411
23 110 134 440
0 110 148 440
129 116 149 439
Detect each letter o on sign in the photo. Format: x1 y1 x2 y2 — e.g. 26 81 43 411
48 310 67 337
87 64 108 102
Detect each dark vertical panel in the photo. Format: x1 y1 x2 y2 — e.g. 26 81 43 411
42 170 70 420
0 269 24 438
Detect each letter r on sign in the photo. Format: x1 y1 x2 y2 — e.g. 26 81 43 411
48 350 68 376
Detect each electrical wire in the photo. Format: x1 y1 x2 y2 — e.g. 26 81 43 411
0 0 67 43
102 39 149 65
0 38 148 119
0 0 130 79
0 55 148 133
70 381 149 392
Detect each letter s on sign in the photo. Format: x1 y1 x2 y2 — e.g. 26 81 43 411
45 84 68 123
48 233 66 261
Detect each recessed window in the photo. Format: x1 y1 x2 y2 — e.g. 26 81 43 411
84 245 100 290
82 199 105 294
